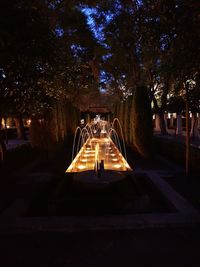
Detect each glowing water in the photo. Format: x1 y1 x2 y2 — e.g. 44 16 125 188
67 117 131 173
72 127 82 162
108 128 123 157
112 118 127 161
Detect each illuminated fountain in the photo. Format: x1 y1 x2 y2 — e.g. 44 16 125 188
111 118 127 161
66 117 132 176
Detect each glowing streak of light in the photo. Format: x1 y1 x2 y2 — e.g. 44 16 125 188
77 165 86 170
113 164 122 168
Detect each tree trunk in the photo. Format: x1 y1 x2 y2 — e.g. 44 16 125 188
198 114 200 137
154 114 160 132
169 114 174 128
0 115 7 162
164 112 168 132
158 112 167 135
123 102 128 143
154 112 167 134
190 113 198 139
185 86 190 176
14 117 26 140
0 138 6 162
126 96 132 145
132 86 153 158
176 114 183 135
4 117 8 144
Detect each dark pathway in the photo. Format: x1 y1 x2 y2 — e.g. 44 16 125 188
1 228 200 267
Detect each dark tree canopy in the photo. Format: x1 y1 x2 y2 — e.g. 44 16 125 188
0 0 199 118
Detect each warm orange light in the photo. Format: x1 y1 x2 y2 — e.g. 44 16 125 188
81 159 87 162
85 150 95 153
83 154 94 158
66 137 132 173
77 165 86 170
113 164 122 168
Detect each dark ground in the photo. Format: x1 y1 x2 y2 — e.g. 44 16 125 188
0 140 200 267
1 228 200 267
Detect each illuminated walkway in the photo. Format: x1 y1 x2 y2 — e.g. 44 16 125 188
66 137 132 173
